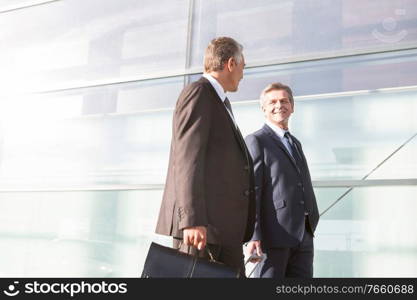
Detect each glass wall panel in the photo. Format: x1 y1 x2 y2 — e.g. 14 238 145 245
0 78 183 189
0 109 173 188
190 0 417 68
233 87 417 181
0 0 189 92
0 0 59 10
0 190 169 277
225 49 417 101
189 49 417 101
369 136 417 180
0 0 53 11
314 186 417 277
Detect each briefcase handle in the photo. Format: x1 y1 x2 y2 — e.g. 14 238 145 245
176 241 217 262
177 241 262 277
176 241 262 277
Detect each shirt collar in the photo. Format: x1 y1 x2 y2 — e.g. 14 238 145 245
203 73 227 102
265 120 288 139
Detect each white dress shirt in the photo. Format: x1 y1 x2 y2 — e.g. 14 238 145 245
265 120 294 157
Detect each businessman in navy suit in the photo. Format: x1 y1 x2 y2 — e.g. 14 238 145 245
245 83 319 278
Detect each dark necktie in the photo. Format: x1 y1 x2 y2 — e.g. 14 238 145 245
224 97 234 118
224 97 249 161
284 132 304 170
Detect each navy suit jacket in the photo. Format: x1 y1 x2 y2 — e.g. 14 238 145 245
245 124 319 249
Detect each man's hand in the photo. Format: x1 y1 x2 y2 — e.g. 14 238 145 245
246 240 263 262
183 226 207 250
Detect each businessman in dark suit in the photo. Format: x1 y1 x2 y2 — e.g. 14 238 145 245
245 83 319 278
155 37 255 276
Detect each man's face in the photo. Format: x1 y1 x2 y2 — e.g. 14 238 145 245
228 55 245 92
262 89 294 129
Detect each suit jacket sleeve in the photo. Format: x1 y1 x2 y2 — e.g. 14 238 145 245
173 84 212 230
245 134 263 241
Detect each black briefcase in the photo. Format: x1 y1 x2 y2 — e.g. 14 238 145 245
141 242 240 278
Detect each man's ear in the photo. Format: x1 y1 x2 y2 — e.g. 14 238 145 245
226 57 235 72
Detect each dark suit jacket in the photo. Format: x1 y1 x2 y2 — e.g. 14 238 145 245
245 124 319 249
156 77 255 246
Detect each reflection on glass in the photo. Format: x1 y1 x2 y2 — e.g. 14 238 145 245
0 77 184 189
0 110 173 188
368 133 417 180
0 190 170 277
191 0 417 68
314 186 417 277
0 0 55 11
0 0 189 92
229 49 417 101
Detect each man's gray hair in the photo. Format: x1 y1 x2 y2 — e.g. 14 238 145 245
259 82 294 107
204 37 243 72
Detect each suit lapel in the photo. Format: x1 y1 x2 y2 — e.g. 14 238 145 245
200 77 249 155
234 125 250 155
262 124 300 173
292 136 308 169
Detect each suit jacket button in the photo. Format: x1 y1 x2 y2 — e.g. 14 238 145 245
244 190 250 196
297 182 302 187
300 201 305 205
